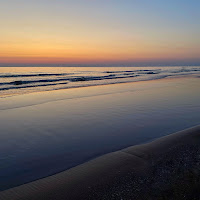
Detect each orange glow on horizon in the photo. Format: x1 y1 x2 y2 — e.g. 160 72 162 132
1 39 199 65
0 1 199 65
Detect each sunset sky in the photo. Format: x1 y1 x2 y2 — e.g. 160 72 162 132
0 0 200 66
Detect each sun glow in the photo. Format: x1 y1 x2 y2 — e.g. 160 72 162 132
0 0 199 66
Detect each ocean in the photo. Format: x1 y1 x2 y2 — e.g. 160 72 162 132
1 66 200 97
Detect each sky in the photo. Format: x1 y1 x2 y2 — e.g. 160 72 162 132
0 0 200 66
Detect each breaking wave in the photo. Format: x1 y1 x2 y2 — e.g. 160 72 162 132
0 66 200 96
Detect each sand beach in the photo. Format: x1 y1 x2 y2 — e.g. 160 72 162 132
0 76 199 195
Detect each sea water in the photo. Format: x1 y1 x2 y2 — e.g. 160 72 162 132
0 66 200 97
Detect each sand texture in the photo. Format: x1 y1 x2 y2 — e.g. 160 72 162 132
0 125 200 200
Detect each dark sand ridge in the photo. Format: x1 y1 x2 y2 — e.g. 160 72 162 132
0 125 200 200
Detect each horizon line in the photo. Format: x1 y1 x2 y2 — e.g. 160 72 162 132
1 63 200 67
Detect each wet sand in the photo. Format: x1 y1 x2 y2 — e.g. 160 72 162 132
0 125 200 200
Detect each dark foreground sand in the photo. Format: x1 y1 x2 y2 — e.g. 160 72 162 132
0 125 200 200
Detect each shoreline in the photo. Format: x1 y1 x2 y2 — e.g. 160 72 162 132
0 76 199 194
0 125 200 199
0 74 198 99
0 76 198 111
